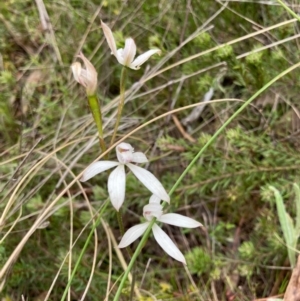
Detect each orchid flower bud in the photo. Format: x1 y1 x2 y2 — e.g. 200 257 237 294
71 52 97 96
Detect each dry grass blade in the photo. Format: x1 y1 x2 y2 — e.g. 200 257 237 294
35 0 63 65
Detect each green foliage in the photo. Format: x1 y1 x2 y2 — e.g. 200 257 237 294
211 221 236 245
0 245 6 263
186 247 212 276
196 74 214 94
245 46 265 66
239 241 255 261
193 32 212 48
0 70 15 85
216 44 234 60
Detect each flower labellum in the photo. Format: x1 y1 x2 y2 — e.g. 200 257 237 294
71 52 97 96
81 143 170 210
101 20 161 70
118 199 202 264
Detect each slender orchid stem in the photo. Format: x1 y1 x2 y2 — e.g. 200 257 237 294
113 62 300 301
117 207 136 301
116 210 125 236
111 66 130 276
110 67 127 146
117 208 133 258
87 94 107 153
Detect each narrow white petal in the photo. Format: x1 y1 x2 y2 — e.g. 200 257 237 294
158 213 202 228
81 161 119 182
131 152 148 163
118 222 149 248
130 49 161 70
152 224 186 264
108 165 126 211
101 21 118 58
126 163 170 203
123 38 136 66
149 194 161 204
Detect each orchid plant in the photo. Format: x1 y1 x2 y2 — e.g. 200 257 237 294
71 19 202 301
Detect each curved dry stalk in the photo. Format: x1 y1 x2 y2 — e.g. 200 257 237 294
0 136 91 229
44 210 101 301
100 219 113 301
25 154 99 301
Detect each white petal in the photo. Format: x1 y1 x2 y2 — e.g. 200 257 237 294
101 21 118 58
81 161 119 182
152 224 186 264
77 52 98 95
116 49 125 65
118 222 149 248
126 163 170 202
149 194 161 204
158 213 202 228
122 38 136 66
130 49 161 70
143 203 163 220
131 152 148 163
116 142 134 164
108 165 126 211
71 62 82 84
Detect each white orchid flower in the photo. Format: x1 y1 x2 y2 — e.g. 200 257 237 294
101 21 161 70
71 52 98 96
81 143 170 211
118 196 202 264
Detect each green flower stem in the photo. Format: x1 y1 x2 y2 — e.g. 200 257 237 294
113 62 300 301
117 205 133 258
87 94 106 153
116 209 125 236
276 0 300 22
110 67 127 146
61 199 110 301
117 206 135 301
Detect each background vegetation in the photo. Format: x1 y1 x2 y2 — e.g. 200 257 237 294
0 0 300 300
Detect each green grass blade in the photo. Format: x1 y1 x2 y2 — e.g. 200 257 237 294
269 186 296 267
276 0 300 22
